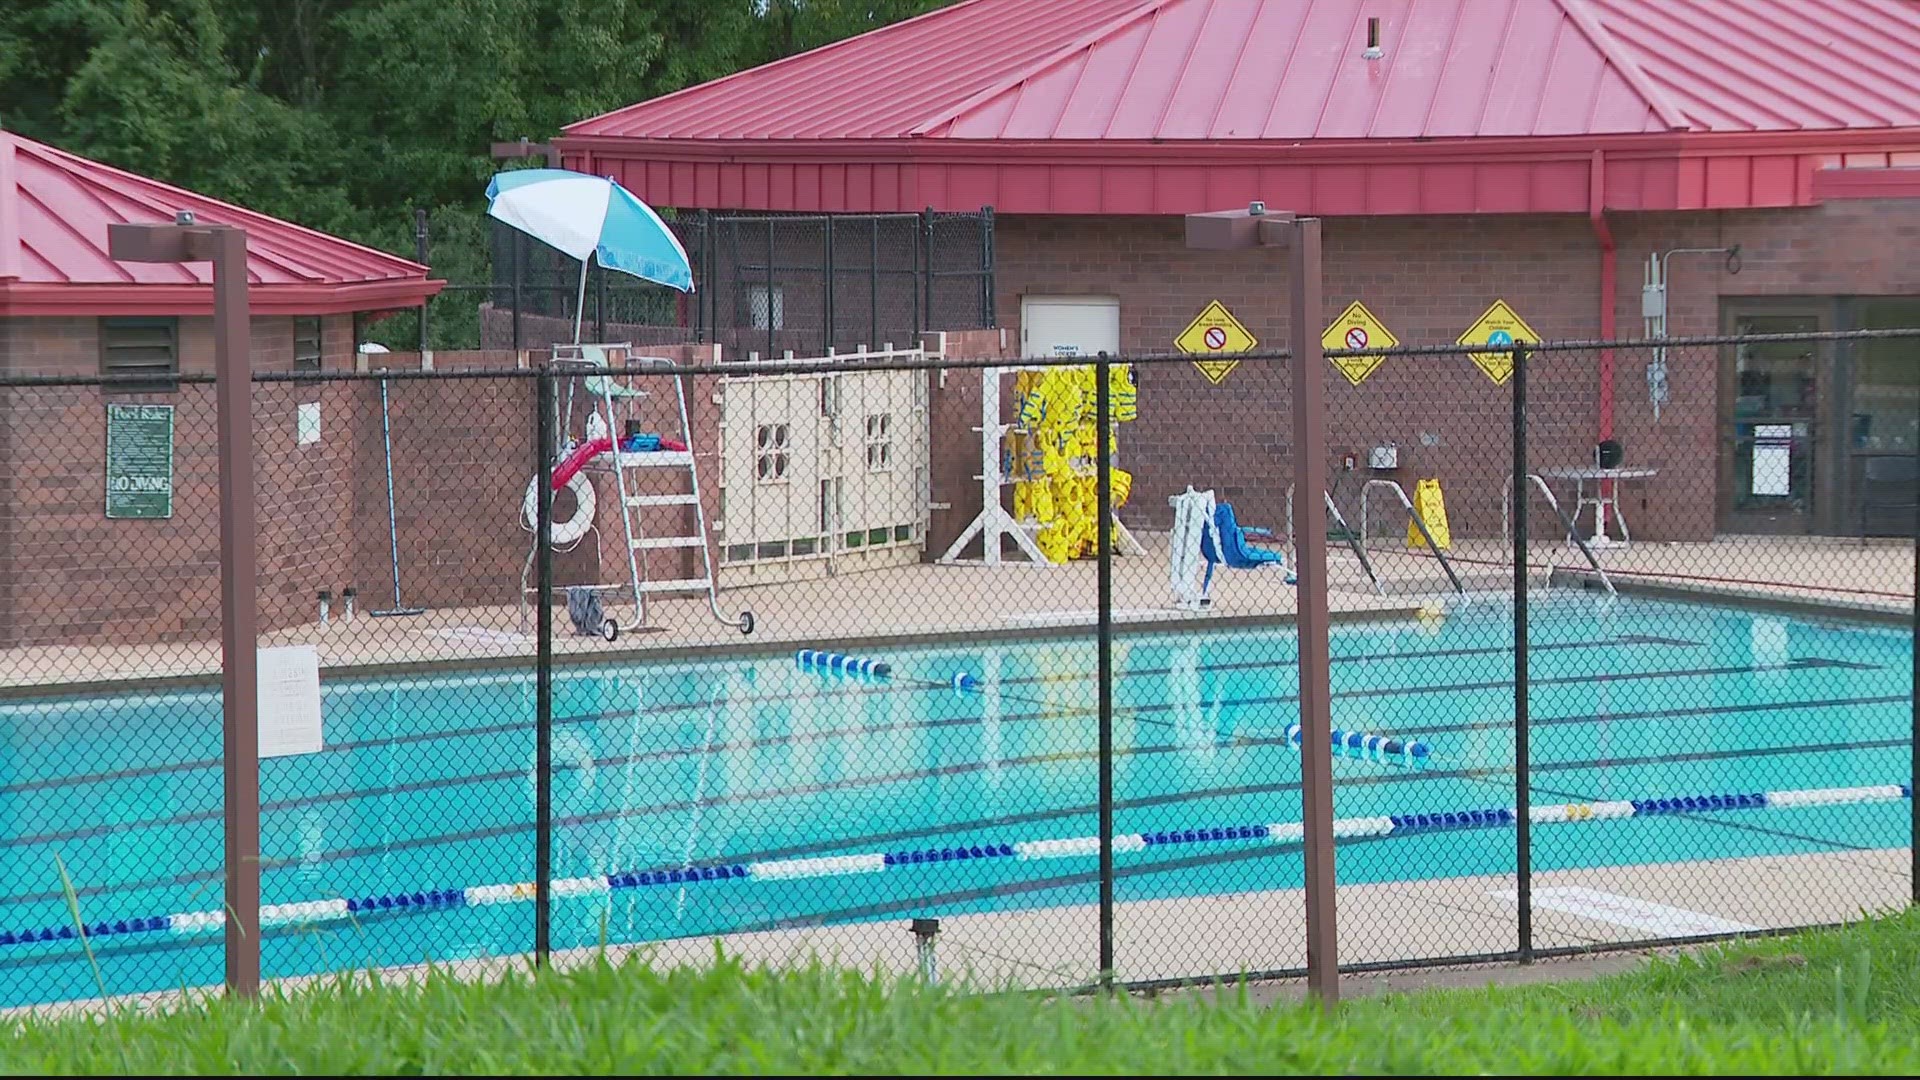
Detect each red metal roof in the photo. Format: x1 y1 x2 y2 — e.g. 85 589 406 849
0 131 441 316
568 0 1920 141
559 0 1920 216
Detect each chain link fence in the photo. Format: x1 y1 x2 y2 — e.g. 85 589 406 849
399 209 995 357
0 328 1913 1009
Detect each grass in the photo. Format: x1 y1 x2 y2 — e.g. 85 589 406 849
5 909 1920 1074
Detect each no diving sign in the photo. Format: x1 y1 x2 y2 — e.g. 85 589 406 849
1321 301 1398 386
1175 300 1258 385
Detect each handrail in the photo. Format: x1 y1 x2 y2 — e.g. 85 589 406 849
1360 479 1465 595
1503 473 1616 596
1285 484 1382 594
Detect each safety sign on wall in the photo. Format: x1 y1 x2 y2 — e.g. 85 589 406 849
1321 301 1399 386
1175 300 1258 385
104 403 174 519
1458 300 1540 385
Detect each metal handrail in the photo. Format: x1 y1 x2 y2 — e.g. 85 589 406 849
1503 473 1616 596
1285 484 1381 594
1359 479 1465 595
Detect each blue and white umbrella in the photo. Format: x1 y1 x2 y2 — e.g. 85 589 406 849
484 168 693 342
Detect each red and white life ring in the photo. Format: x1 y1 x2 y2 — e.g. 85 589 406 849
523 470 596 546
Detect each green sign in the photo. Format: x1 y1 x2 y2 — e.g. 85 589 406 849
105 404 174 519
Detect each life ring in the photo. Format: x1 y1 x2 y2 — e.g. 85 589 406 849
524 470 596 546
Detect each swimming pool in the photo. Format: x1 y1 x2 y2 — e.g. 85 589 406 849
1 594 1911 1006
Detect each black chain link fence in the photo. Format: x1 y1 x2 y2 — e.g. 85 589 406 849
0 328 1913 1009
401 209 994 357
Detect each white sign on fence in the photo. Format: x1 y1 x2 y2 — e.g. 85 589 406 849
257 645 324 758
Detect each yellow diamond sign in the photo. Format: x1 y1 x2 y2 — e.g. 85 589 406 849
1321 300 1398 386
1175 300 1257 385
1458 300 1540 385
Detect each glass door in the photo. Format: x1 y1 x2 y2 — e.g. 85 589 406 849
1842 299 1920 537
1718 308 1827 534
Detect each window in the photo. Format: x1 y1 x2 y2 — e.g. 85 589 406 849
748 286 784 330
864 413 893 472
754 423 790 483
98 317 179 391
294 316 323 377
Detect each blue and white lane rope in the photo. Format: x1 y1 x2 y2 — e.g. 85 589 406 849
796 649 893 679
1284 723 1432 764
2 783 1906 949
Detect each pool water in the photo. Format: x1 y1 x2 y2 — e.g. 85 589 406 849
0 594 1910 1006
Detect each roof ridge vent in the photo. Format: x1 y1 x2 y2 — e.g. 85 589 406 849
1362 16 1385 59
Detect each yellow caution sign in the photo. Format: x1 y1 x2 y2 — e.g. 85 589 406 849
1457 300 1540 385
1175 300 1258 385
1406 478 1452 550
1322 300 1398 386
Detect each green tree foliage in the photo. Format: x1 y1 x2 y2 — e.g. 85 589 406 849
0 0 955 312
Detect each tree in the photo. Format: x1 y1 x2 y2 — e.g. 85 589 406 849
55 0 358 232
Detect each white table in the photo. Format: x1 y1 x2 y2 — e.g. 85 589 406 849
1539 467 1659 548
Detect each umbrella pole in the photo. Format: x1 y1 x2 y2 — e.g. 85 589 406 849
573 257 590 344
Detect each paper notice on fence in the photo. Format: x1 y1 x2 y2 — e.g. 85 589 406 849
258 645 324 758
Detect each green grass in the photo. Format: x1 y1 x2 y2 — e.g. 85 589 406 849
6 909 1920 1074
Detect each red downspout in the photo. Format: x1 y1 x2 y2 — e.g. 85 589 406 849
1589 150 1616 441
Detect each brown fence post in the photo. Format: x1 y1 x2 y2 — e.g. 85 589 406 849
108 220 261 997
1184 205 1338 1005
1287 217 1339 1007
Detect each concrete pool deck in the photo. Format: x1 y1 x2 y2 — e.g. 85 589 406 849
0 534 1910 692
6 845 1909 1020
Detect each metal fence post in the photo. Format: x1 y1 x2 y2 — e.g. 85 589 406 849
980 206 996 326
212 228 261 997
512 230 525 355
823 215 836 354
1095 349 1116 990
533 367 555 965
919 208 934 339
1288 217 1338 1007
1512 343 1533 962
415 209 430 353
1912 459 1918 906
595 262 608 343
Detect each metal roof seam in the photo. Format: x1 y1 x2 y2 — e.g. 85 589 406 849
906 0 1172 137
1552 0 1689 130
563 0 1002 137
24 139 426 278
1607 0 1912 130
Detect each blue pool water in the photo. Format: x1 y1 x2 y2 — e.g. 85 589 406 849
0 594 1911 1005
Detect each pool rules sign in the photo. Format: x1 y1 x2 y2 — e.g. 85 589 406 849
105 403 174 519
1175 300 1257 384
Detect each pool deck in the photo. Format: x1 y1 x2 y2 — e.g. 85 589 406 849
1 534 1911 692
7 845 1908 1020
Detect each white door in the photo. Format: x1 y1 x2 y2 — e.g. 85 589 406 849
1021 295 1120 359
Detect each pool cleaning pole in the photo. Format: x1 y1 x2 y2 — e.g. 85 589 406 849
372 372 425 617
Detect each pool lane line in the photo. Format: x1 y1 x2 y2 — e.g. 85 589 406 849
6 722 1908 912
0 654 1888 858
1 661 1900 859
4 782 1907 957
2 634 1703 797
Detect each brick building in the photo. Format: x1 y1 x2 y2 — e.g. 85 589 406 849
555 0 1920 547
0 130 443 646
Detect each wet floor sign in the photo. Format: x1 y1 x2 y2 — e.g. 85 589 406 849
1407 478 1452 549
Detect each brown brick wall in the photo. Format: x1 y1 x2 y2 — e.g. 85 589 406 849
0 314 360 646
992 202 1920 544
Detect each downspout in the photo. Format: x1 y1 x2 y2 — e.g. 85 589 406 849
1589 149 1616 442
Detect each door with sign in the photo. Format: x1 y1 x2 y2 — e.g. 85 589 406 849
1021 296 1120 359
1718 305 1826 534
